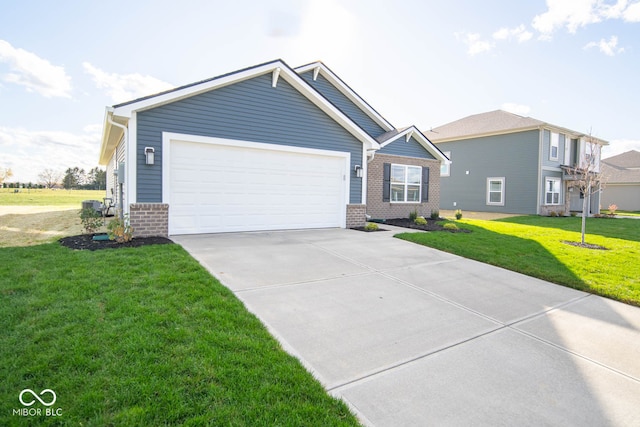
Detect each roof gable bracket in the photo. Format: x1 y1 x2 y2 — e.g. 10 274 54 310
272 67 281 88
405 130 413 142
313 66 321 81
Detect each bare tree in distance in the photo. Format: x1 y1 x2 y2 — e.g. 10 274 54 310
38 168 62 189
0 167 13 184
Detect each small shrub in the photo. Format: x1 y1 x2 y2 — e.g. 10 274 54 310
409 208 418 221
430 210 440 220
549 211 557 217
443 223 458 231
455 209 463 220
107 214 134 243
414 217 428 226
364 222 379 231
608 204 618 217
570 211 577 217
79 208 104 234
558 211 565 217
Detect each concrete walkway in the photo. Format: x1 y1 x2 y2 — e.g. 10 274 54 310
173 227 640 426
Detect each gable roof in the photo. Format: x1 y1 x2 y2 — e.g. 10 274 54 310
295 62 394 133
425 109 608 146
601 150 640 183
99 59 381 164
375 126 450 163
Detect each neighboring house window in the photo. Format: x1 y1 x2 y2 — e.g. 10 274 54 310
440 151 451 177
550 132 559 161
391 164 422 202
545 178 561 204
486 177 505 206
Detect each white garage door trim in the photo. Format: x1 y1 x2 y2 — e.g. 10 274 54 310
162 132 350 235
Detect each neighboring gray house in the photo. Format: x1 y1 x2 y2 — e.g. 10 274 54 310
98 59 449 236
601 150 640 211
425 110 608 215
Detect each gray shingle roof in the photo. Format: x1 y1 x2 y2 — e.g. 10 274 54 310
424 110 545 142
601 150 640 183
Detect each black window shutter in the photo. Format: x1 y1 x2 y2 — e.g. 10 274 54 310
421 167 429 202
382 163 391 202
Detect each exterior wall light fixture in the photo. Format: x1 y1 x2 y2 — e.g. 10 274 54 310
145 147 155 165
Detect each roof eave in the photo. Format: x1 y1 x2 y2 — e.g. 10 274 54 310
98 108 126 165
379 126 450 164
104 60 380 156
295 62 395 132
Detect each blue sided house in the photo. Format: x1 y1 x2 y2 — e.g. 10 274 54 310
99 59 449 236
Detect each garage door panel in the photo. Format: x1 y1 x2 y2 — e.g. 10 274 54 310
168 139 347 235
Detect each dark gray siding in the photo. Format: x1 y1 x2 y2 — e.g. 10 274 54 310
298 71 386 138
437 130 540 214
136 73 364 203
379 136 436 159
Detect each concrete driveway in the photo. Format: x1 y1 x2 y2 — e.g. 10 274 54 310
173 227 640 426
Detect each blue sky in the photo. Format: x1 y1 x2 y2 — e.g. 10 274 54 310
1 0 639 183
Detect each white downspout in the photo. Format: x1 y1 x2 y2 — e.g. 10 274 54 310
107 115 128 220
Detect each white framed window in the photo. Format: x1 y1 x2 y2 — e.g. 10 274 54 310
440 151 451 177
391 164 422 203
545 178 561 205
550 132 559 161
486 177 505 206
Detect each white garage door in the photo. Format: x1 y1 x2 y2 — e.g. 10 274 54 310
165 135 349 235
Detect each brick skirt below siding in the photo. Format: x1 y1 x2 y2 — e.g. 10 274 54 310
129 203 169 237
346 204 366 228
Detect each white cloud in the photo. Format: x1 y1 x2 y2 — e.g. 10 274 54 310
456 32 495 56
493 25 533 43
584 35 625 55
0 39 72 98
532 0 640 37
83 62 174 104
532 0 603 36
501 103 532 116
0 125 102 183
623 1 640 21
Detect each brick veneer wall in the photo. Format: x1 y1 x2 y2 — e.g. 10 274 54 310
346 204 366 228
129 203 169 237
366 153 441 220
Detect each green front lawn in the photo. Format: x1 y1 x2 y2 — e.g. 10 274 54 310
602 210 640 217
0 243 359 426
0 189 104 206
397 216 640 306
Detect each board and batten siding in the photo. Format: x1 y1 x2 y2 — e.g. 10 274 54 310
298 71 386 138
136 73 364 204
437 130 540 214
379 136 436 159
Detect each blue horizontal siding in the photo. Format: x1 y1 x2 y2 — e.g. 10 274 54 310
136 73 363 203
299 71 386 138
379 136 435 159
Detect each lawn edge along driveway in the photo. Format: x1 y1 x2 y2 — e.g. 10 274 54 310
0 242 360 426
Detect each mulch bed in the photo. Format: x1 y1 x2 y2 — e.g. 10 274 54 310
562 240 609 250
59 234 174 251
385 218 471 233
351 226 388 232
